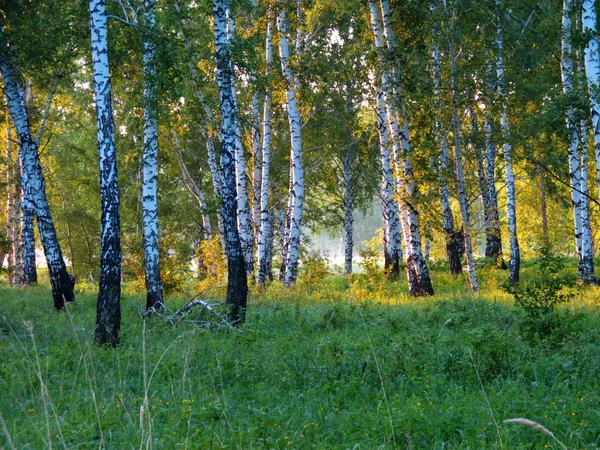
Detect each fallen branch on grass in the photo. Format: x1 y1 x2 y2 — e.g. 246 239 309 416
142 286 234 329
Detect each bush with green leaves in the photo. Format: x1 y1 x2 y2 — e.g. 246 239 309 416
503 240 574 342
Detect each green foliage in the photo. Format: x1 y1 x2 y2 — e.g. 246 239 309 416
358 232 384 283
299 248 331 288
503 241 575 343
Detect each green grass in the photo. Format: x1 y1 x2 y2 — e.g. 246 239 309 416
2 264 600 449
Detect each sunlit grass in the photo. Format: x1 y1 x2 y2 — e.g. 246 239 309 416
1 261 600 448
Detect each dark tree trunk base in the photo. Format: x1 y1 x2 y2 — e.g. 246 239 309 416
485 234 506 269
406 256 434 297
227 254 247 325
447 231 463 275
52 269 75 310
146 290 164 310
95 281 121 347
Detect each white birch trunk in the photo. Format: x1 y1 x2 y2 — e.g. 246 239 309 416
582 0 600 202
562 0 590 282
496 4 520 283
278 10 305 287
372 0 433 295
214 0 248 323
225 11 255 277
258 17 274 288
576 10 597 284
0 35 73 306
90 0 122 346
21 195 37 285
251 90 262 245
343 151 354 275
376 88 403 278
447 14 479 292
5 119 17 284
141 0 164 310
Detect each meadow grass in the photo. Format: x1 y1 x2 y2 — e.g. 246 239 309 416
1 262 600 449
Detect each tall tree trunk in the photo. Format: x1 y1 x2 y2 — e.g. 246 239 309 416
251 91 262 246
431 25 462 275
562 0 596 283
343 151 354 275
496 3 520 283
90 0 122 346
226 11 255 278
446 17 478 292
582 0 600 202
482 96 506 269
258 17 274 289
0 37 73 307
142 0 164 309
376 87 402 279
372 0 433 295
5 119 16 284
278 10 305 288
214 0 248 323
576 14 597 283
173 0 226 248
21 197 37 285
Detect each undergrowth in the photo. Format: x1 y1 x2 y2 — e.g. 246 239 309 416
1 262 600 448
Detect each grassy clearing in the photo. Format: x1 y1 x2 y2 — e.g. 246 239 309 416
1 263 600 449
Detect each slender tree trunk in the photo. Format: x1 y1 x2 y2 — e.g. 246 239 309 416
6 119 16 284
252 90 262 245
376 87 402 279
446 19 478 292
372 0 433 295
577 18 596 283
582 0 600 202
214 0 248 323
0 37 73 307
482 96 506 269
496 4 520 283
226 11 255 278
343 151 354 275
431 28 462 275
141 0 164 309
539 174 549 237
90 0 122 346
278 10 305 288
562 0 595 283
21 197 37 285
258 17 274 289
173 0 226 248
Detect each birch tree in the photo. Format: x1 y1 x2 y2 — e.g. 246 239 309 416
90 0 122 346
495 1 520 283
0 33 74 308
562 0 596 283
431 13 462 275
214 0 248 322
141 0 164 309
278 9 305 288
444 4 478 292
257 16 274 288
371 0 433 295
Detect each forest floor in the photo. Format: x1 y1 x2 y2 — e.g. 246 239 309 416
2 260 600 449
